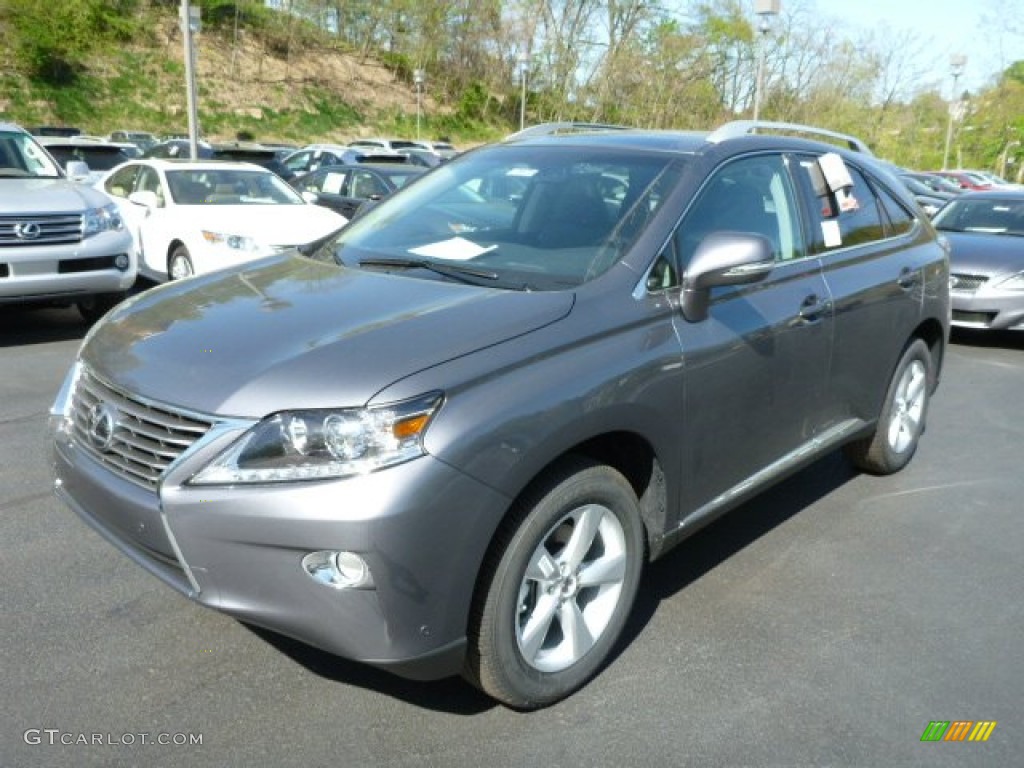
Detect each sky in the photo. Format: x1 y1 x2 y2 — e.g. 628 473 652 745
812 0 1023 94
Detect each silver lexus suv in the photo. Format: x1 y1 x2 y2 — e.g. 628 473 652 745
51 121 950 709
1 122 134 322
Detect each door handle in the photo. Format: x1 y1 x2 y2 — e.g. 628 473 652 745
897 267 919 289
798 294 831 323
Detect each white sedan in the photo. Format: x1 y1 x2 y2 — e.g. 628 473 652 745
97 158 347 281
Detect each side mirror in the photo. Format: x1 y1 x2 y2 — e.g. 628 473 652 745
301 190 319 204
65 160 91 182
681 232 774 322
127 190 160 210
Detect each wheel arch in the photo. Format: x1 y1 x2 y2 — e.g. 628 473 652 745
912 317 946 390
166 239 188 274
474 431 665 590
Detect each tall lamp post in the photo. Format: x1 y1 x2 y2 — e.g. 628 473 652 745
413 69 425 140
180 0 201 160
942 55 967 170
752 0 781 123
518 52 529 131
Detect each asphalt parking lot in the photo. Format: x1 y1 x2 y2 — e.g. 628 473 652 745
2 306 1021 768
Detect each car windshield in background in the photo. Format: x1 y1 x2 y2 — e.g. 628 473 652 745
315 145 684 290
933 197 1024 235
165 168 305 205
0 130 61 178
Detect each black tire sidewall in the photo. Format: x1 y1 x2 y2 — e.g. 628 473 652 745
475 460 644 709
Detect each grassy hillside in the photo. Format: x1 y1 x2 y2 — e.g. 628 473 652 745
0 1 496 145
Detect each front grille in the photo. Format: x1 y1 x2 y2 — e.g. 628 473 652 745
70 368 216 489
950 273 989 293
0 214 84 246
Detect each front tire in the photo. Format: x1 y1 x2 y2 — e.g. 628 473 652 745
465 457 645 709
168 245 194 280
845 338 933 474
77 292 125 324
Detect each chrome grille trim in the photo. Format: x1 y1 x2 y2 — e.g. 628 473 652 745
0 213 84 246
950 273 989 293
69 367 217 490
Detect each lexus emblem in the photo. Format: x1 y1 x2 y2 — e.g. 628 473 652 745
14 221 42 240
87 402 119 453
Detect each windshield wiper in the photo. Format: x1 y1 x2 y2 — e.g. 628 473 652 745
358 256 499 283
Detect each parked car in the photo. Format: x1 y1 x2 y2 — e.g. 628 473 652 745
0 122 134 322
397 147 444 167
30 125 83 138
96 158 346 281
36 136 139 184
108 130 159 152
903 171 963 196
142 139 213 159
347 137 420 154
930 170 993 191
932 189 1024 331
52 120 949 710
426 140 458 160
961 169 1023 190
278 144 357 180
289 162 425 218
898 173 955 217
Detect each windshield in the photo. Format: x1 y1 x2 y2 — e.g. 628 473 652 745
932 197 1024 235
166 168 305 205
0 130 62 178
310 144 683 290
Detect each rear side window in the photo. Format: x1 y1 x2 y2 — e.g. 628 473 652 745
793 154 899 252
874 183 915 237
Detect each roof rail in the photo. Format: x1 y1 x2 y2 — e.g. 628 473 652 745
504 122 629 142
707 120 874 155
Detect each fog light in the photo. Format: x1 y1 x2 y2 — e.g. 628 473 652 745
115 253 130 271
302 550 374 590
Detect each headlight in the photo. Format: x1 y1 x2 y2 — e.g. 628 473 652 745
997 271 1024 291
190 392 443 484
82 203 124 237
201 230 258 252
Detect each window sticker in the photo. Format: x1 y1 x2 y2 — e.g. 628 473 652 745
836 188 860 213
322 172 345 195
818 152 854 192
822 219 842 247
408 236 497 261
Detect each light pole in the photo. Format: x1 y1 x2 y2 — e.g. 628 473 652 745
518 52 529 131
413 69 425 140
180 0 201 160
752 0 780 123
942 55 967 170
999 139 1020 180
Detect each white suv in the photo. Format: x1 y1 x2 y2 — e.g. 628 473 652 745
0 122 135 322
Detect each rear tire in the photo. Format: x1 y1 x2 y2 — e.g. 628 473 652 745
845 338 933 475
465 457 644 709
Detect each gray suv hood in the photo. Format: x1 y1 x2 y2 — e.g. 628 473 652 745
83 255 573 416
2 177 112 212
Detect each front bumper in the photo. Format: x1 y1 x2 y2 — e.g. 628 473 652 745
950 286 1024 331
0 229 135 302
52 421 511 680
